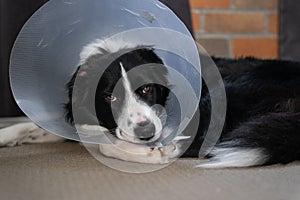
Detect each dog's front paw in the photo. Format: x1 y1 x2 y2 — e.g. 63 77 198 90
0 122 64 147
99 141 180 164
0 123 37 146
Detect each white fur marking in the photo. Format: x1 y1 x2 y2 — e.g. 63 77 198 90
120 62 133 98
115 63 163 143
99 140 179 164
0 122 64 146
79 39 138 64
196 147 268 168
76 124 109 136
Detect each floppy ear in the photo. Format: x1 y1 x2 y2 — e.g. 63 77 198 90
65 64 100 125
64 65 82 124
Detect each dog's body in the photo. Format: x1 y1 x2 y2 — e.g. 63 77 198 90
187 57 300 167
1 40 299 168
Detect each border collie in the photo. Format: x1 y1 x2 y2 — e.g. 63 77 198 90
0 39 299 168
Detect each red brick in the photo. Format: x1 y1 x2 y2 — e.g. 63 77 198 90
204 12 265 33
190 0 230 8
233 0 278 9
268 13 278 34
196 38 229 57
232 37 278 58
191 11 200 31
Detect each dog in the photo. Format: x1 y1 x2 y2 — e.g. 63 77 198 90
0 39 299 168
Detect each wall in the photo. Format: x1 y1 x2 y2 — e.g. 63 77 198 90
190 0 279 58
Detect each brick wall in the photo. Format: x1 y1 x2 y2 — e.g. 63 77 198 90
190 0 279 58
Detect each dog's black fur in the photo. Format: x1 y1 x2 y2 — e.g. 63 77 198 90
184 57 300 165
66 48 300 167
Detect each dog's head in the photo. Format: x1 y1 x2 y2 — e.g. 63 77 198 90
66 40 170 144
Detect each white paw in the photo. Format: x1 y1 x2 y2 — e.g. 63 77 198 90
99 140 180 164
0 122 64 147
76 124 109 136
0 123 36 146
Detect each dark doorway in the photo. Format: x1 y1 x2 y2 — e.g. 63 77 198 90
0 0 48 117
280 0 300 61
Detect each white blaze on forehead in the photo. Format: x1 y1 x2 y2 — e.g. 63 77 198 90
116 63 163 143
120 62 133 97
118 62 151 117
118 62 151 123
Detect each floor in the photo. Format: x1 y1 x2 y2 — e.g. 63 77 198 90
0 142 300 200
0 118 300 200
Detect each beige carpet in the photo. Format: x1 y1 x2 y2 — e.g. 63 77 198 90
0 142 300 200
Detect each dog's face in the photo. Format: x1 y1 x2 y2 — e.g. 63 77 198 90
66 43 170 144
94 48 170 144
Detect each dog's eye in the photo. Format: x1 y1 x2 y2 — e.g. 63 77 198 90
104 94 117 102
140 85 152 95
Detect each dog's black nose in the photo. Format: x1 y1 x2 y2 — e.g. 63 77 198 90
134 121 155 141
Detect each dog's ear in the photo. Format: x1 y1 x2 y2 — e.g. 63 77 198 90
65 64 100 125
64 65 82 124
136 47 165 65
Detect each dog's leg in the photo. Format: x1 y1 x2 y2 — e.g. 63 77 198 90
99 140 181 164
0 122 65 147
78 124 180 164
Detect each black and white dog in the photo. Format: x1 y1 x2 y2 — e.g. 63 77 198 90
0 39 299 168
